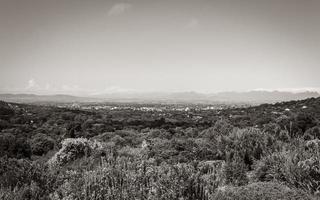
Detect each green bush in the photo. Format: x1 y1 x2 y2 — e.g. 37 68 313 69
254 140 320 195
200 119 234 140
284 140 320 195
0 133 31 159
224 156 248 186
0 157 58 199
0 101 14 120
304 126 320 140
220 128 271 168
30 133 55 156
48 138 104 167
253 151 287 182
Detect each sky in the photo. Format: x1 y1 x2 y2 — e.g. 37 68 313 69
0 0 320 95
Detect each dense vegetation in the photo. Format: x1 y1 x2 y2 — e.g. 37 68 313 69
0 97 319 199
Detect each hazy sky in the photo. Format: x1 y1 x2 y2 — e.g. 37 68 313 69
1 0 320 95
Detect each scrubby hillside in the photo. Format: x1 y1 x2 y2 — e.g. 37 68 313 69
0 98 319 199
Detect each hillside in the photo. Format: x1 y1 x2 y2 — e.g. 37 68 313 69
0 97 319 199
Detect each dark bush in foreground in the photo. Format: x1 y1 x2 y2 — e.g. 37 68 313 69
304 126 320 140
0 157 58 200
30 133 55 156
0 133 31 159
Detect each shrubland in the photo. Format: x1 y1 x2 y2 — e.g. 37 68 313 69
0 97 319 199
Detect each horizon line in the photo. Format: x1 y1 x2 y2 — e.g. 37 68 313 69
0 89 319 97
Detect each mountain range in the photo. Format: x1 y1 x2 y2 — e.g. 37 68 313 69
0 91 319 104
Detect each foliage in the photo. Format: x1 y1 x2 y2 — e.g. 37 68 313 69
253 151 287 182
211 182 315 200
48 138 104 168
0 101 14 120
0 97 320 199
217 128 275 168
224 155 248 186
304 126 320 140
50 157 223 200
254 139 320 195
30 133 55 156
200 119 234 140
0 133 31 159
0 156 59 199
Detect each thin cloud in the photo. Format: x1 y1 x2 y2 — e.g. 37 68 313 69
108 3 132 16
